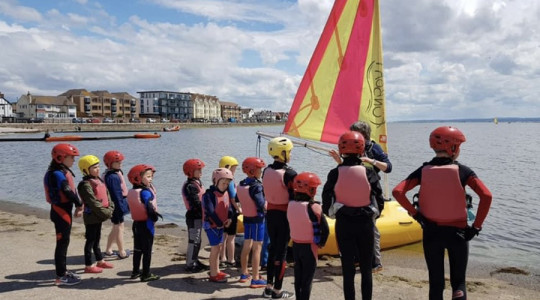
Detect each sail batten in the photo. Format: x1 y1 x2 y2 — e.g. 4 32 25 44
284 0 387 153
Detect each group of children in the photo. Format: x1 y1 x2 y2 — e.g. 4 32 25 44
44 123 492 300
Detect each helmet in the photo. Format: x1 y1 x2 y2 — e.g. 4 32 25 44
338 131 365 155
293 172 322 198
429 126 466 156
242 157 266 176
103 150 125 168
183 159 205 177
128 164 156 185
268 137 293 161
212 168 234 186
51 143 79 164
78 155 100 175
219 156 239 168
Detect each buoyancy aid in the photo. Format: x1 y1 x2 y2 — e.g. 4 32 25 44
44 170 76 205
419 164 467 225
335 165 371 207
83 178 109 214
128 188 157 221
116 170 128 197
237 184 258 217
182 179 204 211
262 168 289 211
203 189 230 228
288 201 314 244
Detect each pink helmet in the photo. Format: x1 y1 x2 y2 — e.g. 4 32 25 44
103 150 125 168
51 143 80 164
429 126 466 157
212 168 234 186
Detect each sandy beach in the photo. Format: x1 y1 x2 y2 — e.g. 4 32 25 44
0 200 538 299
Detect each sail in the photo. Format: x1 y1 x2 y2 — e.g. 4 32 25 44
283 0 387 152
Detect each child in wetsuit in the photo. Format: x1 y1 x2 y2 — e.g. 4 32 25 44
392 126 492 300
287 172 329 300
127 164 161 282
218 156 241 268
77 155 115 273
44 143 83 286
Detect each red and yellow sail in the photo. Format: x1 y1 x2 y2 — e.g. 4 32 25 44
283 0 387 152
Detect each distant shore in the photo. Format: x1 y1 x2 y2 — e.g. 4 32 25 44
1 199 538 299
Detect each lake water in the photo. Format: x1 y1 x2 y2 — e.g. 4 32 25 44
1 122 539 270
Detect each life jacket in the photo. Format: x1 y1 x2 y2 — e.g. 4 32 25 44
127 188 157 221
83 178 110 214
102 170 129 197
182 179 204 211
44 170 76 205
237 184 258 217
419 164 467 225
203 189 230 228
262 168 289 211
335 165 371 207
288 201 314 244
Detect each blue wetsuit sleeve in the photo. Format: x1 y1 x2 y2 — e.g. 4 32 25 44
203 192 223 227
250 183 266 214
53 171 82 206
227 181 237 200
105 173 125 204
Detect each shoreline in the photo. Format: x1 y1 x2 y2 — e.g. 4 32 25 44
1 199 538 299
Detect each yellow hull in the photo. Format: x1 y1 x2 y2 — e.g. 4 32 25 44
237 201 422 255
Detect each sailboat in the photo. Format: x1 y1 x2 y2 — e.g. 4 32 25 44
256 0 421 254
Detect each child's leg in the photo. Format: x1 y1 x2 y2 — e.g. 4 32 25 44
209 244 221 276
117 222 127 256
251 241 263 279
240 239 253 275
141 226 154 276
132 222 143 274
186 218 202 267
225 234 236 263
84 223 99 266
93 222 104 262
220 233 228 262
105 223 118 254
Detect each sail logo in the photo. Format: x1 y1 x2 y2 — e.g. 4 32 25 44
366 60 385 129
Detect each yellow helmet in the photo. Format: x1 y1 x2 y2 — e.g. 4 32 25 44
78 155 100 175
268 137 293 162
219 156 239 168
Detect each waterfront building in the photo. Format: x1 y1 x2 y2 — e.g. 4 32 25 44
192 93 220 122
0 92 14 120
220 101 241 122
60 89 139 119
137 91 193 121
16 92 76 121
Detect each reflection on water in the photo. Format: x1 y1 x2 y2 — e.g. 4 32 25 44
1 122 539 270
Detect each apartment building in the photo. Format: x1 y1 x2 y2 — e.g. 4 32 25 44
60 89 139 119
137 91 192 121
16 92 76 120
220 101 241 122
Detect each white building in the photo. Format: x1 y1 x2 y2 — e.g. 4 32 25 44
192 93 221 121
16 92 76 120
0 92 14 119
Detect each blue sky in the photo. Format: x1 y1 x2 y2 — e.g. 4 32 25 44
1 0 539 121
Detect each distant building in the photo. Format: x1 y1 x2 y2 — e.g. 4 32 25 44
16 92 76 120
241 108 254 121
220 101 241 122
60 89 139 119
192 93 220 122
0 92 14 119
253 110 276 122
137 91 192 121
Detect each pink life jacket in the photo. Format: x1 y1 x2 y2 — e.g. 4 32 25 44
203 189 230 228
288 201 314 244
335 165 371 207
419 164 467 226
237 184 258 217
88 178 109 208
182 179 204 211
127 188 157 221
262 168 289 211
102 169 129 197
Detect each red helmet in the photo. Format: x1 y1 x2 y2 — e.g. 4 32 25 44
429 126 466 156
338 131 365 155
293 172 321 198
128 164 156 185
51 143 80 164
103 150 125 168
183 159 205 177
212 168 234 186
242 157 266 176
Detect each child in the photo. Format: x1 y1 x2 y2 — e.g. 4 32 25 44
237 157 267 288
44 143 84 285
218 156 241 268
103 150 131 259
322 131 382 300
77 155 115 273
127 164 161 282
288 172 329 300
182 158 209 272
262 137 297 299
392 126 492 300
202 168 234 283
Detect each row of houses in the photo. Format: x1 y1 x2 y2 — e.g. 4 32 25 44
0 90 287 123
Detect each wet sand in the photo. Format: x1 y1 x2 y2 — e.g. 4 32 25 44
1 200 538 299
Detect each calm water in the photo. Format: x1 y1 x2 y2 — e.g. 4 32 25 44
1 122 539 270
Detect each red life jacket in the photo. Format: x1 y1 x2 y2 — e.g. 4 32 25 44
262 168 289 211
237 184 259 217
419 164 467 226
127 188 157 221
44 170 76 204
182 179 204 211
203 189 230 228
335 165 371 207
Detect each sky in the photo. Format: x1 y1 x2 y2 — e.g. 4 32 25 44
0 0 539 121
